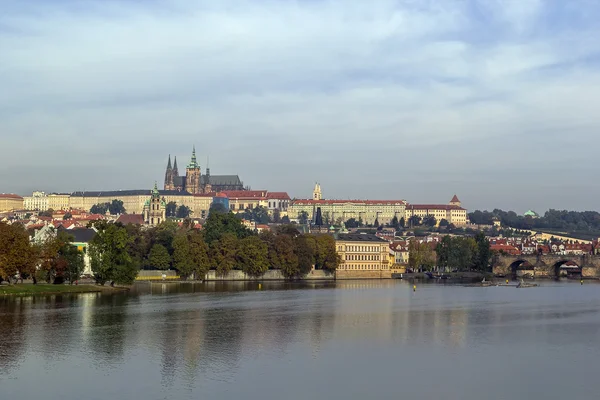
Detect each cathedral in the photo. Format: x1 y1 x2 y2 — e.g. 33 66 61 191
163 146 245 194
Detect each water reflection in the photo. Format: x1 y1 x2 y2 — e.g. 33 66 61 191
2 281 600 400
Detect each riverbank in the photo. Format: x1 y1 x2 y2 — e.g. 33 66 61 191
0 283 128 296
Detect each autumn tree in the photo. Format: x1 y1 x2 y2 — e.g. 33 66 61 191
237 236 269 277
274 234 299 278
0 222 35 284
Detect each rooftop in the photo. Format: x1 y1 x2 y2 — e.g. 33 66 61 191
336 233 389 243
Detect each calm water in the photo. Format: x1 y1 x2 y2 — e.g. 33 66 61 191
1 280 600 400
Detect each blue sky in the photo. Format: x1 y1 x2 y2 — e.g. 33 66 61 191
1 0 600 213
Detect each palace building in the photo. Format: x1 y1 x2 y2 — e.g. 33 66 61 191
163 146 244 194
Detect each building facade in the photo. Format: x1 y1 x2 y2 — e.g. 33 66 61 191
164 147 244 194
335 233 391 279
289 199 407 226
143 184 166 226
405 195 467 226
0 194 24 212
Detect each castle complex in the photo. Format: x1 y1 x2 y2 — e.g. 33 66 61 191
163 146 245 194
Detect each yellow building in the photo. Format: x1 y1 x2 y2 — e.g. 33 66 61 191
335 233 391 279
48 194 71 211
69 189 214 218
405 195 467 226
0 194 24 212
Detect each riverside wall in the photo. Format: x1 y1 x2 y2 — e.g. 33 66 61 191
136 269 395 281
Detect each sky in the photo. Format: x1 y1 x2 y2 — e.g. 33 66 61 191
1 0 600 213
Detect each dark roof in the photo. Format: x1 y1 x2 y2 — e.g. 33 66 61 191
336 233 389 243
450 194 460 203
202 175 242 186
71 190 190 197
116 214 144 225
58 227 96 243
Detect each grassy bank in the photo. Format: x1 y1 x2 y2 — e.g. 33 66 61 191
0 284 124 296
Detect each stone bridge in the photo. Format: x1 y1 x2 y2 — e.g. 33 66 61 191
493 254 600 278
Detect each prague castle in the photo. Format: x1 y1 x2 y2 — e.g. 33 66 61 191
164 146 244 194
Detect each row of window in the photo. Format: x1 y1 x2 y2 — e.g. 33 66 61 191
344 245 382 252
340 264 388 270
345 254 381 261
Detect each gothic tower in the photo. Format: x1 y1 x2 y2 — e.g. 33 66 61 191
204 157 212 194
185 146 202 194
164 155 173 190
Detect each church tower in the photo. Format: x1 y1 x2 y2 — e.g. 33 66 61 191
313 182 322 200
185 146 202 194
164 155 173 190
143 182 166 226
449 194 461 207
204 157 212 194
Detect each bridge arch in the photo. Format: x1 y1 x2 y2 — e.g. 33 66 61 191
552 260 581 278
509 260 535 278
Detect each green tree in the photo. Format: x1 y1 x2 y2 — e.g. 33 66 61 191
438 219 449 227
148 244 171 269
423 215 437 227
210 233 238 276
298 211 309 225
176 205 191 219
274 234 300 278
408 240 435 271
209 202 228 215
166 201 177 217
90 203 108 214
295 235 316 275
189 231 211 279
172 233 193 277
237 236 269 277
345 218 359 228
63 212 72 220
272 208 281 223
473 231 491 271
62 241 84 284
89 224 138 285
203 210 253 244
435 235 452 271
108 199 126 215
399 217 405 228
408 215 421 227
391 216 399 229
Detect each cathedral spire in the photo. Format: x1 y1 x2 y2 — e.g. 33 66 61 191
167 154 172 169
173 156 179 175
188 145 199 169
164 155 173 190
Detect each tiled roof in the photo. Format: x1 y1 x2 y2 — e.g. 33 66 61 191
0 193 23 199
450 195 460 203
71 190 189 197
336 233 389 243
266 192 291 200
116 214 144 225
407 204 465 211
222 190 268 199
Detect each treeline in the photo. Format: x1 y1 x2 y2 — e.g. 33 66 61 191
469 209 600 233
405 232 492 272
88 209 340 285
90 199 126 215
0 222 84 284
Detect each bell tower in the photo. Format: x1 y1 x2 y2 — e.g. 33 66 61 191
185 146 201 194
313 183 322 200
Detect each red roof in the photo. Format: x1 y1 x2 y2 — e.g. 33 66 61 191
450 194 460 203
116 214 144 225
221 190 268 199
215 192 228 198
407 204 465 210
0 193 23 200
266 192 290 200
490 244 521 255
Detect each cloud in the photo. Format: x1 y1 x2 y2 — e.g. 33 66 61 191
1 0 600 212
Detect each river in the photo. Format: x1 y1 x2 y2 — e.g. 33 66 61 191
1 280 600 400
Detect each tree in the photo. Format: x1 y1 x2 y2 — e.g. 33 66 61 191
423 215 437 227
148 244 171 269
275 224 300 237
408 215 421 227
408 241 435 271
315 208 324 226
281 215 290 224
188 231 211 279
108 199 126 215
62 241 85 284
89 224 138 285
90 203 108 215
272 208 281 223
439 219 449 227
374 218 379 228
473 231 491 271
345 218 359 228
391 216 399 229
39 208 54 218
274 235 300 278
210 233 238 276
166 201 177 217
237 236 269 277
172 233 193 277
399 217 405 228
176 205 191 219
0 222 35 284
314 234 340 273
203 210 253 244
63 212 72 220
298 211 309 225
295 235 316 276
